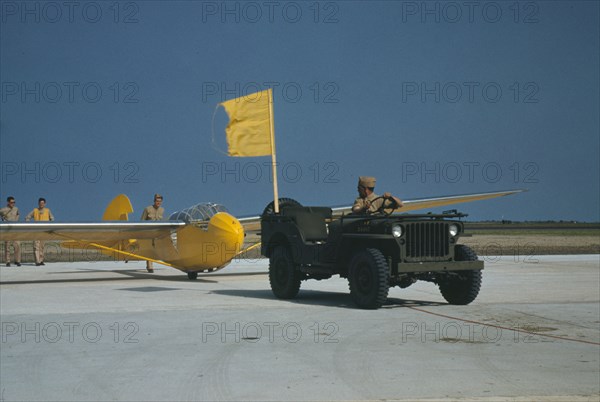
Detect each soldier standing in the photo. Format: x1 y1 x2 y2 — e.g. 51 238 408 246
352 176 403 214
141 194 164 273
25 197 54 266
0 196 22 266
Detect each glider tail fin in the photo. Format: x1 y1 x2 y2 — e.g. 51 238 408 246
60 195 136 259
102 194 134 221
99 194 137 260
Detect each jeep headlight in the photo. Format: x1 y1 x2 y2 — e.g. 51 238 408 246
392 224 403 238
449 224 459 237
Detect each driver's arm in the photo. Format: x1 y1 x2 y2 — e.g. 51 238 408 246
352 198 370 214
383 192 403 208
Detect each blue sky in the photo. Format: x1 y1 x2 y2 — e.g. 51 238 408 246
1 0 598 222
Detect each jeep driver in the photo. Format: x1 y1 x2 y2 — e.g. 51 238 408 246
352 176 403 214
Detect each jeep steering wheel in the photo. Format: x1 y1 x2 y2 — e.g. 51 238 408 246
367 196 398 216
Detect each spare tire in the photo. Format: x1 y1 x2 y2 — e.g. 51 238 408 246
262 198 302 215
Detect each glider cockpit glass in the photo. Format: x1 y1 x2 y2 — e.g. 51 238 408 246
168 203 229 223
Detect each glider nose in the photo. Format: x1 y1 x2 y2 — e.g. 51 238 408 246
208 212 245 254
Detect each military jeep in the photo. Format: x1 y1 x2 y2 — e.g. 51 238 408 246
260 198 483 309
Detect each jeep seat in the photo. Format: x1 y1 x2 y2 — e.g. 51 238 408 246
283 206 332 242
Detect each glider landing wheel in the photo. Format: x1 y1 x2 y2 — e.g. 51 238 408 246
187 272 198 280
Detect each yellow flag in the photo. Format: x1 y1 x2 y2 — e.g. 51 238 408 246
220 89 273 157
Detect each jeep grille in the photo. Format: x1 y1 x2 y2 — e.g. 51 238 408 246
406 222 449 259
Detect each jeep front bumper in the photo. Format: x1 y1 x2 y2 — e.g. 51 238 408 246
397 260 483 273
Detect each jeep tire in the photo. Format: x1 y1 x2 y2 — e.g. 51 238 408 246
348 248 390 309
262 198 302 216
438 245 482 305
269 245 301 299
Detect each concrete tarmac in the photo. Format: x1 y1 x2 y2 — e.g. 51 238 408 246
1 255 599 401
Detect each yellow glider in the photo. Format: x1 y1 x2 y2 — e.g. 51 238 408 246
0 189 524 279
0 195 245 280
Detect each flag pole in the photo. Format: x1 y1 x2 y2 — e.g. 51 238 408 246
268 89 280 213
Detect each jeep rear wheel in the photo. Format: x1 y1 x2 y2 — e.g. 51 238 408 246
269 246 301 299
348 248 390 309
438 245 482 305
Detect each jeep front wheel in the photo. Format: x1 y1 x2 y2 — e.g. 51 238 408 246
348 248 390 309
269 246 301 299
438 245 482 305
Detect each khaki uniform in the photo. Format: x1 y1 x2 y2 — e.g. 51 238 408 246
352 176 399 214
141 205 164 271
141 206 164 222
25 207 54 264
0 206 21 264
352 192 393 214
